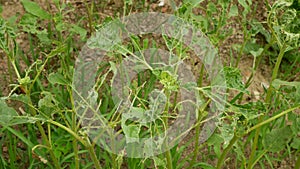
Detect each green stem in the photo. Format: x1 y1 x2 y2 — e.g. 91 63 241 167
216 134 239 169
247 122 260 169
189 63 206 169
37 121 60 169
48 119 103 169
295 153 300 169
84 0 95 34
164 90 173 169
25 94 60 169
246 105 300 134
47 119 85 145
265 43 287 104
235 19 250 68
86 140 102 169
247 40 287 167
69 86 80 169
188 100 210 169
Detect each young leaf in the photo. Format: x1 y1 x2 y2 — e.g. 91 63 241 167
21 0 51 20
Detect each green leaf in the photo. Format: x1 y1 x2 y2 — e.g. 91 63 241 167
0 99 46 126
193 162 215 169
48 72 69 85
152 156 166 167
71 24 87 40
7 94 31 105
21 0 51 20
207 133 223 157
121 107 145 143
38 91 58 108
223 67 249 94
121 122 141 143
37 29 51 45
238 0 250 15
207 2 218 14
263 126 293 152
184 0 205 7
272 79 300 90
229 4 239 17
291 138 300 149
0 99 18 125
249 48 264 58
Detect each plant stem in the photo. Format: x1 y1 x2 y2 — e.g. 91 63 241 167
164 89 173 169
69 86 80 169
295 153 300 169
246 105 300 134
247 43 287 167
26 95 61 169
87 140 102 169
189 63 205 169
85 0 95 34
216 134 239 169
265 43 287 103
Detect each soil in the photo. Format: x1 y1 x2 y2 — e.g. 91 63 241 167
0 0 296 169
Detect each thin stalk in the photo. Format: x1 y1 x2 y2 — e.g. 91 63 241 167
265 43 287 103
295 153 300 169
8 132 17 169
49 119 103 169
86 139 102 169
246 104 300 168
246 105 300 134
68 86 80 169
189 63 205 169
6 51 13 83
164 89 173 169
47 119 85 145
247 122 260 169
247 1 287 165
235 22 250 68
248 43 287 167
188 100 210 169
36 120 60 168
249 44 287 166
216 134 239 169
85 0 95 34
